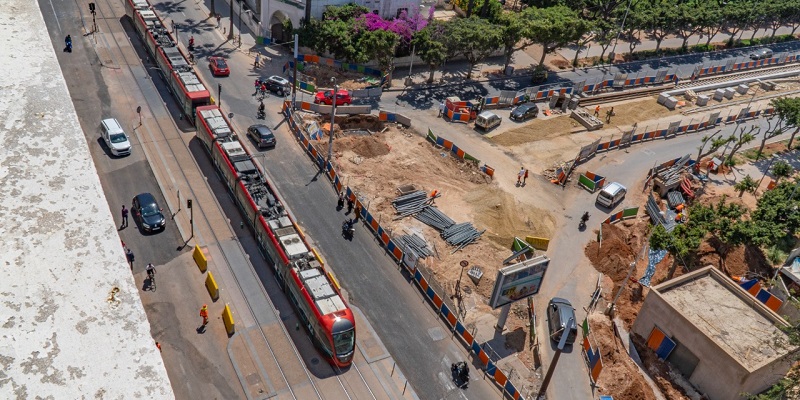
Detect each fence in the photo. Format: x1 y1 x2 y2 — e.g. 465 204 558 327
581 317 604 384
736 277 783 312
578 171 606 193
602 207 639 224
281 101 525 399
378 110 412 127
426 129 495 179
691 52 800 80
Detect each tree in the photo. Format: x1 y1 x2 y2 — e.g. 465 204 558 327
755 116 787 161
447 17 502 80
359 29 400 79
412 21 449 83
763 0 794 38
770 97 800 149
497 10 536 71
696 130 728 162
689 198 751 273
228 0 234 40
698 0 724 46
593 19 619 63
723 125 758 165
528 5 585 66
750 180 800 247
317 18 365 62
772 160 794 184
722 0 751 45
323 4 369 21
675 2 703 50
618 3 645 54
734 175 758 197
209 0 216 18
640 0 678 53
571 23 597 67
649 223 703 280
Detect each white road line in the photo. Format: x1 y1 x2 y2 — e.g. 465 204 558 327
48 0 61 32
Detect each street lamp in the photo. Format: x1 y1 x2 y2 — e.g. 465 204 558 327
325 78 338 170
238 5 252 48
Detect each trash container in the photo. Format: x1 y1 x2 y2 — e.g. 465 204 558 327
504 66 514 76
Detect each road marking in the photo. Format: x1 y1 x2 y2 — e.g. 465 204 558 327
47 0 61 33
642 149 655 156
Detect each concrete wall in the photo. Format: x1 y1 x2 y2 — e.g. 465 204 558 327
633 290 751 399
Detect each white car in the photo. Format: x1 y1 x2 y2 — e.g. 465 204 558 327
101 118 131 156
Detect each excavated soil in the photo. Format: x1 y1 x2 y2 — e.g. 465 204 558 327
590 314 658 400
300 63 376 90
632 334 698 400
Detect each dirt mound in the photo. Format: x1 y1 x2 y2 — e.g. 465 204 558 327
300 63 375 90
332 135 390 158
632 334 695 400
464 186 556 246
584 222 647 282
696 241 773 278
590 314 658 400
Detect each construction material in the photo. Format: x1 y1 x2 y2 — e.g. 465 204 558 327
396 234 432 259
392 190 433 219
442 222 484 252
414 206 455 230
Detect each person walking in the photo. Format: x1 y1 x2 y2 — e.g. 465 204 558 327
593 105 600 117
121 205 128 228
255 53 261 68
605 107 614 123
346 196 354 214
155 341 162 352
200 305 209 326
126 248 135 270
523 169 529 185
353 204 361 222
438 101 445 117
337 192 345 211
216 14 221 29
517 167 525 186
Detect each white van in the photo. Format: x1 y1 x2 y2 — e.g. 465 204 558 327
596 182 627 208
475 111 501 131
101 118 132 157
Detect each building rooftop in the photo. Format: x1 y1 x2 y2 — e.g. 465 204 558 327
0 1 172 397
656 267 793 371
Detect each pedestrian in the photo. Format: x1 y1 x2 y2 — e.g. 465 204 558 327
255 53 261 68
126 248 135 270
188 35 195 52
155 341 162 352
337 192 345 211
354 204 361 222
605 107 614 123
593 105 600 117
260 83 267 97
346 196 354 214
121 205 128 228
216 14 221 29
200 305 209 326
430 189 439 205
517 167 524 186
523 169 529 185
438 101 445 117
254 78 261 95
64 35 72 53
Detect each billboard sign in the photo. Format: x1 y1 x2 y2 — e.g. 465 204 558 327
489 256 550 309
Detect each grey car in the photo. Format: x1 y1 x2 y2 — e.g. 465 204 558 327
510 103 539 121
247 124 276 149
132 193 166 233
547 297 577 345
749 48 773 60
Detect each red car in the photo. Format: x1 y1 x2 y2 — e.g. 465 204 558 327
314 89 351 106
208 56 230 77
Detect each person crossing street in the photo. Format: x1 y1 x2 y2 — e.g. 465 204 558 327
200 305 209 326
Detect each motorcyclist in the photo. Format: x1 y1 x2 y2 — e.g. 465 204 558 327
65 35 72 52
257 101 265 118
581 211 590 223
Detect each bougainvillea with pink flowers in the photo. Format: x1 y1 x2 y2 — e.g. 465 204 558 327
356 7 433 45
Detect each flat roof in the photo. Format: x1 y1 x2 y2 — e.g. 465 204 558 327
656 267 792 371
0 1 172 397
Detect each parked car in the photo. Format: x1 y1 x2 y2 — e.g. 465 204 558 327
247 124 276 149
596 182 627 208
510 103 539 122
749 48 773 60
547 297 577 345
100 118 131 157
208 56 230 76
264 75 290 96
132 193 166 233
475 111 501 131
314 89 351 106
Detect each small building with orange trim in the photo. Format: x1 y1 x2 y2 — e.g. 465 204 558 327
632 266 798 400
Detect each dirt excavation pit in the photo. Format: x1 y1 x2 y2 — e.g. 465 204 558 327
330 124 556 371
299 63 379 90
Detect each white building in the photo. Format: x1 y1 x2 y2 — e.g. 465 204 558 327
236 0 421 43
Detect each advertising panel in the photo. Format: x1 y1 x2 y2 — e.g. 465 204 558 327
489 256 549 309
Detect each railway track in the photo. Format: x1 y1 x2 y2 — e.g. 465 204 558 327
92 2 376 399
578 63 800 106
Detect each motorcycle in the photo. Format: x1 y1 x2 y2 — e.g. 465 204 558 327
257 109 266 119
450 361 469 388
579 212 590 230
342 219 355 240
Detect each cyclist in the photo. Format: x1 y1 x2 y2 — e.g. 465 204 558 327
146 263 156 280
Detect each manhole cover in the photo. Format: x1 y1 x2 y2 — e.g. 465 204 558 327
311 357 320 365
428 327 445 342
246 373 261 385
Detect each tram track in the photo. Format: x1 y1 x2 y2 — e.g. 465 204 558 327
88 2 376 399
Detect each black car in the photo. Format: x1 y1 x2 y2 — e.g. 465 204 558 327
247 124 277 149
510 103 539 122
546 297 577 345
132 193 166 233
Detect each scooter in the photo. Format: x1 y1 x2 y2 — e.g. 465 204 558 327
342 219 355 240
579 211 590 230
450 361 469 388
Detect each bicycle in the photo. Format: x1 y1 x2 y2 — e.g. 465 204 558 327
146 264 156 291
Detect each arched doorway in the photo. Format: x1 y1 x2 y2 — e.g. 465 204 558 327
270 11 291 43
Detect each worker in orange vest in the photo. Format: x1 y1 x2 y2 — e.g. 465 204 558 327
200 305 209 326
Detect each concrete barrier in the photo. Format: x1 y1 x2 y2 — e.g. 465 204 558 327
222 304 235 335
205 272 219 301
193 245 207 273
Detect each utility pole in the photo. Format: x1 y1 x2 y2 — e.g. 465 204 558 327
326 78 338 170
89 3 97 33
218 83 222 108
292 34 298 108
537 318 574 399
187 199 194 239
227 0 234 40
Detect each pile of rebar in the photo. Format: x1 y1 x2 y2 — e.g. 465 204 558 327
392 191 430 218
396 234 432 259
441 222 484 252
414 207 455 231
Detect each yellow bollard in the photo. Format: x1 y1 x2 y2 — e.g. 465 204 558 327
222 304 235 335
205 272 219 301
193 245 207 273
